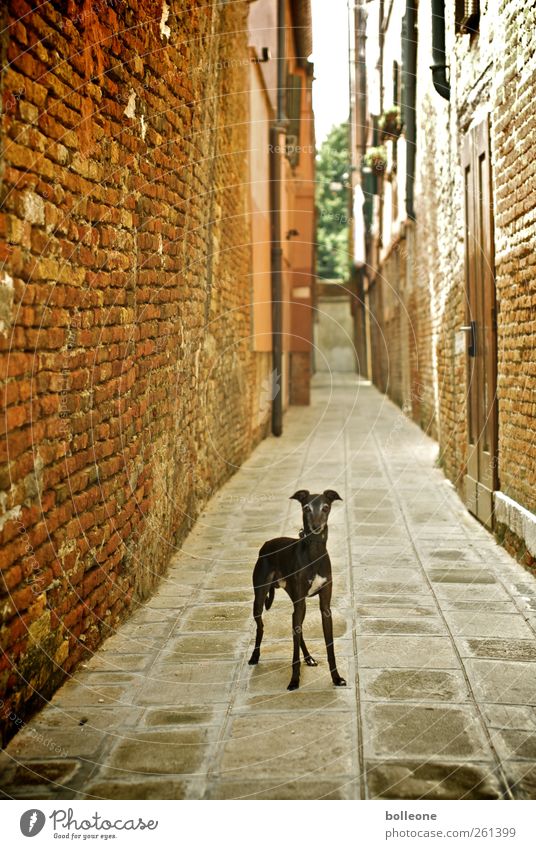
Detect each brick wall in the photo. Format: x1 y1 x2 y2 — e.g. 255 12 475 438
0 0 268 745
361 0 536 550
412 0 536 502
492 0 536 515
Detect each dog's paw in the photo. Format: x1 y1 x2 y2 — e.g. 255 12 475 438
333 676 347 687
304 656 318 667
287 680 300 691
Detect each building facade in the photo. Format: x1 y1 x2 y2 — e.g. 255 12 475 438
0 0 313 744
350 1 536 561
248 0 316 408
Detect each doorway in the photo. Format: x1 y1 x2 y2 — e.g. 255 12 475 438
462 115 498 528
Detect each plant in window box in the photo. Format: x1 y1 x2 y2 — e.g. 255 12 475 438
379 106 402 141
364 145 388 175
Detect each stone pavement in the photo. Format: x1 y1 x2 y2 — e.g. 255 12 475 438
2 375 536 800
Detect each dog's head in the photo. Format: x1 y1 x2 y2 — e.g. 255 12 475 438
290 489 342 535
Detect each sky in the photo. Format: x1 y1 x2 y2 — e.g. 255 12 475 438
311 0 350 146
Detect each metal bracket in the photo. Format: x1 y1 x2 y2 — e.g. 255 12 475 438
460 321 477 357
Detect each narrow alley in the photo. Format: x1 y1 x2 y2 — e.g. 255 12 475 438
2 375 536 801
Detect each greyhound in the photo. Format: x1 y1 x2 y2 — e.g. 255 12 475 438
248 489 346 691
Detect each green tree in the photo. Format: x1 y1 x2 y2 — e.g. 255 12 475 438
316 122 350 281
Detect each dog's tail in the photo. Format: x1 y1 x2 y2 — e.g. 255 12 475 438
265 584 275 610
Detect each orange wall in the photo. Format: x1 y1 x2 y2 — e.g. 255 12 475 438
248 0 315 382
249 53 272 353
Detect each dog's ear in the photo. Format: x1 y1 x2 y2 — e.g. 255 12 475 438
324 489 343 503
290 489 310 505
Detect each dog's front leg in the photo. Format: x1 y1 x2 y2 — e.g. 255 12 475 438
319 587 346 687
288 599 305 690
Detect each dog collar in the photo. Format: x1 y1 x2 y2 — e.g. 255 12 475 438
299 526 326 538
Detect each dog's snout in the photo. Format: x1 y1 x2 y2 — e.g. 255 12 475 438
304 497 330 532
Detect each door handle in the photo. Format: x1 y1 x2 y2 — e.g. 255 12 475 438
460 321 476 357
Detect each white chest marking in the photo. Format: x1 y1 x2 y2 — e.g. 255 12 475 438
307 574 327 596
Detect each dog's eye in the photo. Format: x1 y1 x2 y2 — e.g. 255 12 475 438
305 505 312 512
322 505 329 512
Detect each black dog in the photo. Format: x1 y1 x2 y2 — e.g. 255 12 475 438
248 489 346 691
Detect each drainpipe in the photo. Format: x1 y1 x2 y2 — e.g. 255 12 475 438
270 0 286 436
403 0 417 220
357 2 367 164
431 0 450 101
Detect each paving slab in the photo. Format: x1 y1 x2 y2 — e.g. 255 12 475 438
141 707 225 727
205 778 357 800
134 682 233 707
465 659 536 705
443 611 534 638
502 763 536 799
101 727 216 778
158 633 250 662
234 688 355 713
81 779 193 800
219 713 355 779
457 638 536 661
179 604 251 632
362 703 491 760
356 604 437 618
356 618 446 636
357 635 459 669
3 375 536 800
360 668 470 703
365 761 503 799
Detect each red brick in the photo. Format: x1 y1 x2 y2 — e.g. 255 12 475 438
0 0 273 749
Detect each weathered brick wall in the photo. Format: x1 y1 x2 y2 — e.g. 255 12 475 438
368 0 536 511
411 66 465 471
368 278 387 394
0 0 268 744
492 0 536 515
411 0 536 503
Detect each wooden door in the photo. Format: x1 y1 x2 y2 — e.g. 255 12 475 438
462 115 498 528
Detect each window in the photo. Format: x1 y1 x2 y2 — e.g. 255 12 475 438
286 73 302 167
455 0 480 35
393 61 401 107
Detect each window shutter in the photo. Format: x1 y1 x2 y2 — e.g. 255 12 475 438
286 74 302 167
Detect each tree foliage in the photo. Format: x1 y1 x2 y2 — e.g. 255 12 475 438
315 122 350 281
